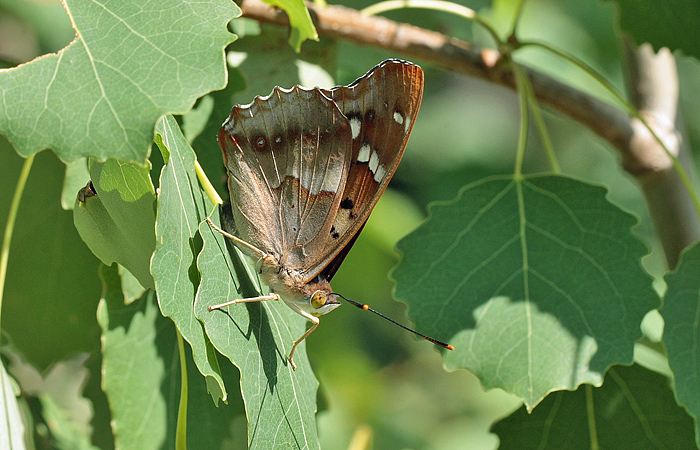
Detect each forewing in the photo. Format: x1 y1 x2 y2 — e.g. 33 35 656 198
219 86 352 273
317 59 424 278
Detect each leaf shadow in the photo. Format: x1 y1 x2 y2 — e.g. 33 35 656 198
211 303 282 393
212 203 286 391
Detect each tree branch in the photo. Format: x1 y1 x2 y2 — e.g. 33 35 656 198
624 42 700 268
238 0 700 266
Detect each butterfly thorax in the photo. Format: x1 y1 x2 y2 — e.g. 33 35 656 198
259 255 341 317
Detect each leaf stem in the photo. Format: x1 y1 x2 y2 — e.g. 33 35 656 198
507 0 527 37
585 385 599 450
520 67 560 174
195 160 223 206
361 0 504 47
176 329 188 450
513 62 529 178
0 154 35 335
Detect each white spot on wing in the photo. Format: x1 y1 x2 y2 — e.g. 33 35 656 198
393 111 404 124
374 164 386 182
404 116 412 133
350 117 361 139
320 163 343 193
358 144 371 163
369 151 379 173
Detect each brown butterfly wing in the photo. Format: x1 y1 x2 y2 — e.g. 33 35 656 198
220 60 423 283
219 86 352 273
317 59 424 279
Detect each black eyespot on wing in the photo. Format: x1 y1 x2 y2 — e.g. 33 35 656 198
364 109 376 122
340 198 354 209
332 232 340 239
254 136 266 151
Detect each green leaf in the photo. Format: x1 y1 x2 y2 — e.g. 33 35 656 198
261 0 317 51
37 393 98 450
185 352 247 449
119 265 146 304
606 0 700 60
183 337 246 449
73 159 156 289
492 364 697 449
195 205 321 450
393 175 659 409
98 263 245 449
98 264 170 449
0 0 238 163
150 115 227 403
1 147 102 370
662 241 700 447
0 361 26 450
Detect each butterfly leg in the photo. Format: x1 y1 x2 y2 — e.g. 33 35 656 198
208 293 281 311
285 303 321 371
206 216 266 259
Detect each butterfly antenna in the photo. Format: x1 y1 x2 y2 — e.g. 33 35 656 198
334 294 454 351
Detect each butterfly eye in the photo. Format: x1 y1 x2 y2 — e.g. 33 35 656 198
311 291 327 309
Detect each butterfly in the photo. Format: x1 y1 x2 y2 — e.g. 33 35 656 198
207 59 453 370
